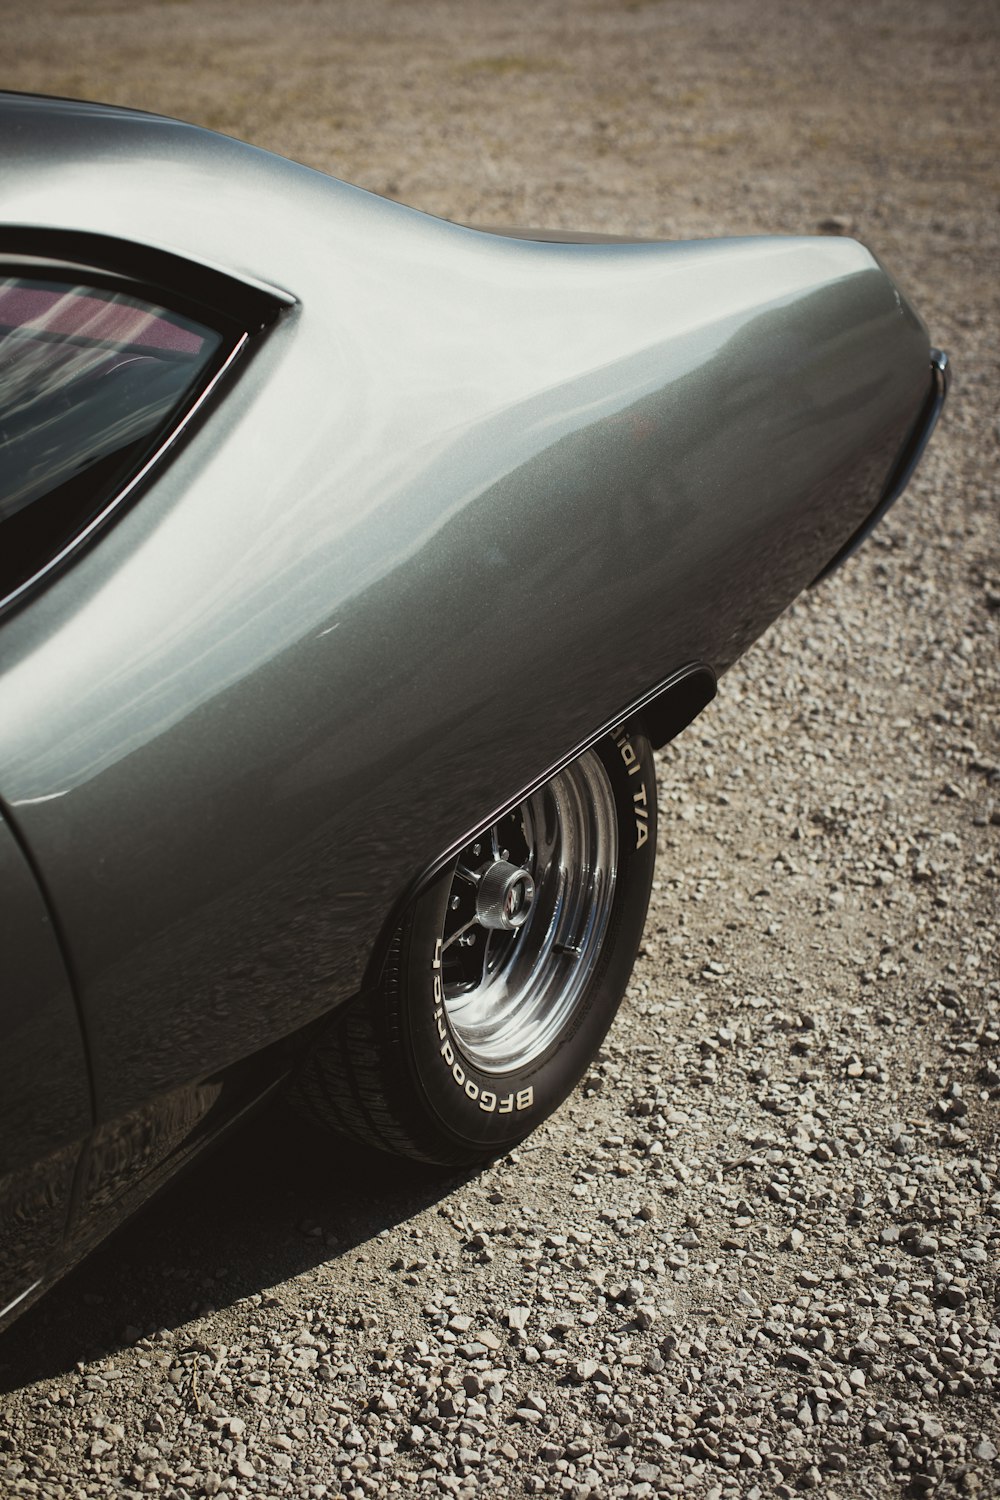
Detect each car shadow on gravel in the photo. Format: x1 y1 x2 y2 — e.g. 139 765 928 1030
0 1100 471 1394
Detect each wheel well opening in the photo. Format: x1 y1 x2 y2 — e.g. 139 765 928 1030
639 663 716 749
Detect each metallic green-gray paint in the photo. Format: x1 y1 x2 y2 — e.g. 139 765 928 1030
0 813 89 1310
0 96 934 1312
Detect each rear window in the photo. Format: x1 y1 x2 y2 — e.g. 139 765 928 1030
0 275 224 606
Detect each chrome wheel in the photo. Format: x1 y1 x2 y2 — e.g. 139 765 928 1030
298 721 656 1166
439 749 619 1073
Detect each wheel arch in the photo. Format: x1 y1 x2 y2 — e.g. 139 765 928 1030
638 662 716 751
360 661 717 995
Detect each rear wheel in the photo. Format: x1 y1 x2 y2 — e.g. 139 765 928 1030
296 721 657 1165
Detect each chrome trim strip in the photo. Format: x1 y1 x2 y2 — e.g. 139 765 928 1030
0 1277 42 1326
0 330 250 622
419 661 714 896
362 660 716 989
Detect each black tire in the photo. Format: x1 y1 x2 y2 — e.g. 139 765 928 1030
296 721 657 1166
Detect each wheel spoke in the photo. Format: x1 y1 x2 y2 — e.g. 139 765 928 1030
440 750 619 1074
441 916 477 952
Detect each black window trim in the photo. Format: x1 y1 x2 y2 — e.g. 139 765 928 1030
0 228 295 622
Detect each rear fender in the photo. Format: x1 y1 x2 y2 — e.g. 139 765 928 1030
361 661 716 991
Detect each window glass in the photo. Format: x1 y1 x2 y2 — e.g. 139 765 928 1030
0 276 223 604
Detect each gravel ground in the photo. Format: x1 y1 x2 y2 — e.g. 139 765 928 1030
2 1 998 1497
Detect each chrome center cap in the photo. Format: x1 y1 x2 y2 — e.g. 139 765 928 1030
475 861 535 931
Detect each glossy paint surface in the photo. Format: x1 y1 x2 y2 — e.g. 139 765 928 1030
0 813 90 1312
0 96 930 1131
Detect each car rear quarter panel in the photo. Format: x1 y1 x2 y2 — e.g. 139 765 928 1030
0 97 930 1122
0 813 90 1323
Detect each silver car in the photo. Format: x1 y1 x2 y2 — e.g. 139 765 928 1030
0 92 948 1329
